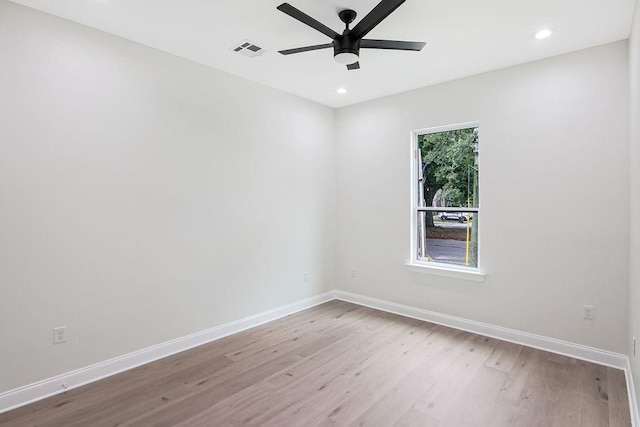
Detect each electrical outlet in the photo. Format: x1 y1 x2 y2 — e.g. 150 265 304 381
351 268 357 278
583 305 594 320
53 326 67 344
303 272 309 282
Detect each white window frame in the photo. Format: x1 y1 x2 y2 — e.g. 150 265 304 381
406 122 485 282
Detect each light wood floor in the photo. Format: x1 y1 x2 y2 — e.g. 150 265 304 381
0 300 631 426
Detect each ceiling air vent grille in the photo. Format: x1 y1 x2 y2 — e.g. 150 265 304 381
231 40 266 58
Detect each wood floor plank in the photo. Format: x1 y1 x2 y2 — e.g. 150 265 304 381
608 367 633 427
125 351 304 427
224 303 364 361
172 308 404 426
174 308 398 426
0 301 632 427
580 394 611 426
120 304 381 426
309 324 441 426
405 333 500 420
393 406 440 427
495 345 545 407
348 363 437 426
437 366 515 425
516 357 583 422
119 309 371 426
229 318 428 426
576 358 609 402
265 310 402 388
483 340 523 373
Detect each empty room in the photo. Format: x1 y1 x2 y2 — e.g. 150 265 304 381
1 0 640 425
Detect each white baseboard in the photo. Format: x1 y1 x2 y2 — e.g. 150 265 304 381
334 290 628 369
2 289 637 424
0 291 334 414
625 357 640 427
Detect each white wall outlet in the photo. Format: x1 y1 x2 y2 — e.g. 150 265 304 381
351 268 357 278
303 272 309 282
583 305 594 320
53 326 67 344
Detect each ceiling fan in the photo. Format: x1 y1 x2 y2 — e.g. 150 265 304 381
276 0 425 70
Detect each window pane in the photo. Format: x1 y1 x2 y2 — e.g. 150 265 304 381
421 211 478 267
418 127 479 209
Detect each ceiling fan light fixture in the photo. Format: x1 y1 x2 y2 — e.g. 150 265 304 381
334 51 359 65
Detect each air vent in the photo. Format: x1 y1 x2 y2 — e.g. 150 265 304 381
231 40 266 58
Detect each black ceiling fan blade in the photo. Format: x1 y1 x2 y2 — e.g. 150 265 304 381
279 43 333 55
277 3 339 40
347 61 360 70
360 39 426 51
350 0 405 39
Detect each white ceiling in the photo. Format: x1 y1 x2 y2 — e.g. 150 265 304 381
9 0 636 108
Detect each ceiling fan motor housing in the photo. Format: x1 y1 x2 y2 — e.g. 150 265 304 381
333 36 360 64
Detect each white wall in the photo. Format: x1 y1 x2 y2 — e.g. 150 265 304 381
629 0 640 411
0 0 336 394
336 41 630 353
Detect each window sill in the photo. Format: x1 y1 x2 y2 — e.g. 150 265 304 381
405 262 486 282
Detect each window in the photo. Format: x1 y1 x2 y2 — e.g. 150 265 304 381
412 123 479 271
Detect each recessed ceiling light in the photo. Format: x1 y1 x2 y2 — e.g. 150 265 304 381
336 88 347 94
534 29 552 40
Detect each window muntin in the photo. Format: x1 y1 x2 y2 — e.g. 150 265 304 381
414 124 479 269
